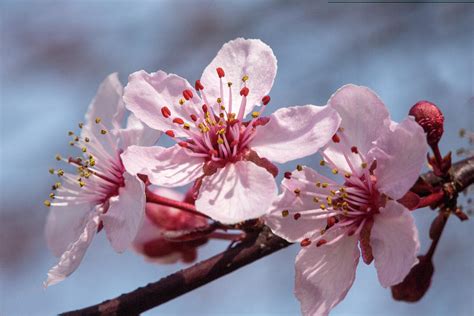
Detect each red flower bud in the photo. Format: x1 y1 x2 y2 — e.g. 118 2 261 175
409 101 444 146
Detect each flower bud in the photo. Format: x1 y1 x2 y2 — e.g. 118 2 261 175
409 101 444 146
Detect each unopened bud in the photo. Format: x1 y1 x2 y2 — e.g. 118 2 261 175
409 101 444 146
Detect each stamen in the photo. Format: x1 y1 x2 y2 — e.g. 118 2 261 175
300 238 311 247
216 67 225 78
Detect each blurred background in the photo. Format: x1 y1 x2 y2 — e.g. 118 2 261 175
1 1 473 315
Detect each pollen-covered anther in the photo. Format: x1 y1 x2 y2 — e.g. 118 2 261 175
294 188 301 196
262 95 271 105
55 154 61 161
300 238 311 247
321 183 328 188
313 197 319 203
179 98 185 105
165 130 175 138
281 210 289 217
78 122 84 129
242 75 249 82
251 111 260 118
100 129 107 135
44 200 51 207
95 117 101 124
216 67 225 78
351 146 359 154
81 147 87 153
332 134 340 143
331 168 338 175
190 114 198 122
320 204 326 210
54 182 61 189
344 172 351 178
49 168 55 174
227 82 232 87
296 165 303 171
284 171 292 179
240 87 249 97
161 106 171 118
316 239 327 247
68 131 74 136
319 160 326 166
57 169 64 176
361 162 368 169
217 98 222 104
49 193 55 199
182 89 193 101
293 213 301 220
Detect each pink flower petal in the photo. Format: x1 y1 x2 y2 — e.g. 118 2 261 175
102 173 146 253
369 117 428 200
323 84 389 174
295 230 359 316
250 105 341 164
200 38 277 117
265 166 337 242
196 161 277 224
117 114 162 148
371 200 420 288
84 73 125 136
44 213 100 287
124 70 201 137
45 198 94 257
121 145 205 187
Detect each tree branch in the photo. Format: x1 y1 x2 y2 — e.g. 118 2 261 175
61 156 474 316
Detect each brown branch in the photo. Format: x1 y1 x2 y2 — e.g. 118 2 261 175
61 156 474 316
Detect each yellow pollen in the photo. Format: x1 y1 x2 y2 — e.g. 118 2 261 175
55 154 61 161
332 168 338 174
330 190 336 196
220 105 226 111
217 128 226 135
49 193 55 199
217 98 222 104
320 204 326 210
89 158 96 167
326 197 332 205
341 193 349 199
319 160 325 166
95 117 101 124
49 168 55 174
78 122 84 129
340 187 346 193
322 183 328 188
361 162 368 169
316 182 321 188
43 200 51 207
320 228 326 235
183 123 190 130
251 111 260 118
179 98 185 105
342 201 349 209
100 129 107 135
296 165 303 171
344 172 351 178
78 179 85 187
57 169 64 176
217 137 224 145
242 75 249 82
81 147 87 153
282 210 289 217
54 182 61 189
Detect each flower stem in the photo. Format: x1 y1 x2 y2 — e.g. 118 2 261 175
417 190 445 209
146 189 211 219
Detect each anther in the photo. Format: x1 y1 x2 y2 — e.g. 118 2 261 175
165 130 175 138
49 168 55 174
251 111 259 118
240 87 249 97
294 188 301 196
54 182 61 189
296 165 303 171
216 67 225 78
95 117 101 124
49 193 55 199
68 131 74 136
195 80 204 91
319 160 326 166
321 183 328 188
327 216 336 228
242 75 249 82
100 129 107 135
178 141 189 148
84 137 90 142
361 162 368 169
281 210 289 217
344 172 351 178
293 213 301 220
332 134 340 143
300 238 311 247
262 95 271 105
227 82 232 87
55 154 61 161
202 104 208 113
57 169 64 176
320 204 326 210
183 123 190 130
217 98 222 104
316 239 327 247
161 106 171 118
331 168 338 175
190 114 198 122
44 200 51 207
183 89 194 101
69 141 75 146
313 197 319 203
78 122 84 129
179 99 185 105
351 146 359 154
284 171 292 179
82 147 87 153
173 118 184 125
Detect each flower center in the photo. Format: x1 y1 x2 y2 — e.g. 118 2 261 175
160 67 271 164
44 119 125 208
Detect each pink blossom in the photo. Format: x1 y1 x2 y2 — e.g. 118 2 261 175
133 187 208 264
44 73 161 286
121 38 341 224
266 85 428 315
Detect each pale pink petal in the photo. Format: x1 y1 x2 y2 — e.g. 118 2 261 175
371 200 420 288
121 145 205 187
295 231 360 316
45 199 94 257
117 113 162 148
369 117 428 199
44 213 100 287
265 166 338 242
102 173 146 253
196 161 277 224
124 70 201 137
323 84 389 174
200 38 277 117
250 105 341 163
84 73 125 135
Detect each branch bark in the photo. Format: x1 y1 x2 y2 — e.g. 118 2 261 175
61 156 474 316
